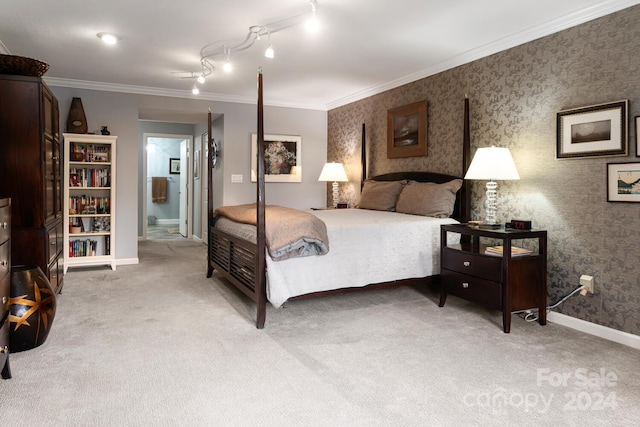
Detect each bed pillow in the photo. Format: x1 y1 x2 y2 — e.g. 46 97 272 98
357 180 407 211
395 179 463 218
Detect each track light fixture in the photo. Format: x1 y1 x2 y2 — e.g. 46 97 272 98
264 31 274 58
223 47 233 73
183 0 319 93
192 85 200 95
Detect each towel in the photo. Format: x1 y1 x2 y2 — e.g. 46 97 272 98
152 177 167 203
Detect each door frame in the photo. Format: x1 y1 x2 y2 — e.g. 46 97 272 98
142 133 193 240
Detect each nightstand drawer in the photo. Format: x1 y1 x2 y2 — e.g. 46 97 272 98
441 269 502 309
442 248 502 282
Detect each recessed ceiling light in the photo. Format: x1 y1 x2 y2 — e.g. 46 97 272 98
97 33 119 45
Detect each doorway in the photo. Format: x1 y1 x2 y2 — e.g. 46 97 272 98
142 133 193 240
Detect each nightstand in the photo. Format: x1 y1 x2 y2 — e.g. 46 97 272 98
439 223 547 333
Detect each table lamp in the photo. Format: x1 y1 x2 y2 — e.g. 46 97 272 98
464 146 520 225
318 162 348 208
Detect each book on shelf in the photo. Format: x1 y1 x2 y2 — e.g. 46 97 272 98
484 245 533 257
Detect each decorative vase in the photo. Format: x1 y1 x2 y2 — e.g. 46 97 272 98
9 266 56 353
67 97 88 134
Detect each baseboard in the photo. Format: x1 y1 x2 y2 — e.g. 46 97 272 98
116 257 139 266
192 235 203 244
548 311 640 350
155 219 178 225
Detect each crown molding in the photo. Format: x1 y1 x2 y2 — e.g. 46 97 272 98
326 0 639 110
43 77 328 111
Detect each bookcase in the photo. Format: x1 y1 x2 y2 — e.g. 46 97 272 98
63 134 117 272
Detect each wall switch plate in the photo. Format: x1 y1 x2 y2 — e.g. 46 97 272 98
580 275 594 293
231 174 243 183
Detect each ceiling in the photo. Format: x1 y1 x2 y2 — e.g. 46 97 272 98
1 0 637 111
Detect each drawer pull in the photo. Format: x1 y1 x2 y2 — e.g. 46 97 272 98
463 261 470 267
462 282 469 288
51 241 56 245
1 222 7 229
2 296 6 304
0 346 7 354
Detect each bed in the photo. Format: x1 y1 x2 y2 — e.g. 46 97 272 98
206 72 471 328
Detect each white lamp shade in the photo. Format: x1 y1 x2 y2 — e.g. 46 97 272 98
464 146 520 181
318 162 348 182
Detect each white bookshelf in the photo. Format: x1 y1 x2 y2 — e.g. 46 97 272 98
63 134 116 272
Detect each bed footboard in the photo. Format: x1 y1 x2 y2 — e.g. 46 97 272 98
209 225 260 302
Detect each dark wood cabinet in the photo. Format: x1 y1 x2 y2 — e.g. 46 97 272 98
1 197 11 379
439 224 547 333
0 75 64 294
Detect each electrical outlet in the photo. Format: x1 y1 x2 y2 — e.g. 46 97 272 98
580 275 594 293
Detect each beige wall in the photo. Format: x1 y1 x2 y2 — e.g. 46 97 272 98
328 5 640 335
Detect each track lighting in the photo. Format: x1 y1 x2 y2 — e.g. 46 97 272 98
183 0 319 92
264 43 274 58
223 48 233 73
192 85 199 95
264 31 275 58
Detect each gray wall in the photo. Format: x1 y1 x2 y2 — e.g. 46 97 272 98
327 5 640 335
51 86 328 263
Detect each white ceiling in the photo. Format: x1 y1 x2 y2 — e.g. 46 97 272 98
1 0 637 111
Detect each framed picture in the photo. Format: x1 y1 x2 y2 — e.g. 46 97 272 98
556 100 628 159
193 149 200 179
607 162 640 202
251 133 302 183
169 158 180 174
635 116 640 157
387 100 427 159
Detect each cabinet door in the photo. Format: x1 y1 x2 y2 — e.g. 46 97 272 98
43 88 57 222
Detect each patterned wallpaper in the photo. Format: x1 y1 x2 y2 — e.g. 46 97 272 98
327 5 640 336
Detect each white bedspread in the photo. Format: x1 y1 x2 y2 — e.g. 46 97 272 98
265 209 458 308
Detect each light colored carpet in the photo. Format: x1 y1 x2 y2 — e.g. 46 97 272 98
1 240 638 426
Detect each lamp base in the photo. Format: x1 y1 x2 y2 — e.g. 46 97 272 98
331 181 339 209
483 180 498 225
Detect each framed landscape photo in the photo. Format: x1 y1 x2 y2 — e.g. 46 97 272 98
169 158 180 174
556 100 628 159
387 100 427 159
251 133 302 183
607 162 640 202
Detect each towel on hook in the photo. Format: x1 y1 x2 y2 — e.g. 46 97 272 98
152 177 168 203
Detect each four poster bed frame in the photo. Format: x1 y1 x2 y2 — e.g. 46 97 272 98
206 71 471 328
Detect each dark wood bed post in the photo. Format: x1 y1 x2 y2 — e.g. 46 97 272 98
361 123 367 187
255 70 267 329
206 108 214 278
462 96 471 223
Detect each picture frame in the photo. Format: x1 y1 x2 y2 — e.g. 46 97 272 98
635 116 640 157
607 162 640 202
556 100 628 159
387 100 427 159
169 158 180 174
251 133 302 183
